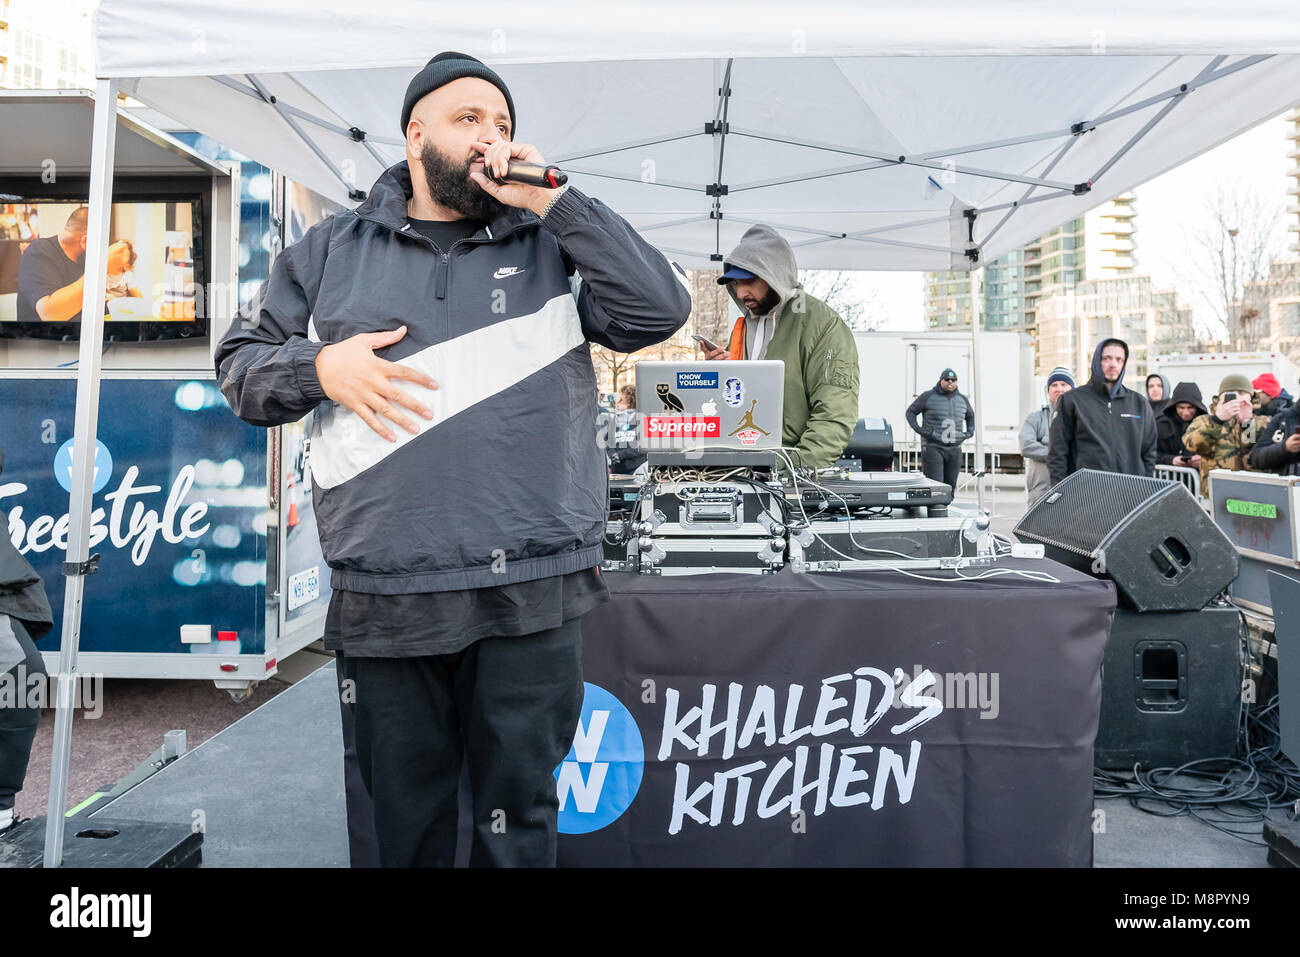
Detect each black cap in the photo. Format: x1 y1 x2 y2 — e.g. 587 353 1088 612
940 368 957 380
400 52 516 137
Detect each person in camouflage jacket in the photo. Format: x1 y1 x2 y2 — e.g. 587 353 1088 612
1182 374 1272 496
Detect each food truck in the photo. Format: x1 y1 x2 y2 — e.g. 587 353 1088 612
0 89 331 699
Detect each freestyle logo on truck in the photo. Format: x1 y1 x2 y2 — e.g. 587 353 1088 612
2 441 211 565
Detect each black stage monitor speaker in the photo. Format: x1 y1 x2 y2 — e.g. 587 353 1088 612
1096 606 1243 769
1013 469 1239 612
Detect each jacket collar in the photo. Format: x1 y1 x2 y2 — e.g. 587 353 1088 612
1088 376 1124 398
354 161 538 239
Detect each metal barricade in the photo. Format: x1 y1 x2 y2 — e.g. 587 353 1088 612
1155 463 1203 501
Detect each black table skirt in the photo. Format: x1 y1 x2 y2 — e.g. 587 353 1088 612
557 558 1116 867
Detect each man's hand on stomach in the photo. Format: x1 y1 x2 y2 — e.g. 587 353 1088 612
314 325 439 442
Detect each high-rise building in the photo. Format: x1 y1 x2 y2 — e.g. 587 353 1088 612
0 2 9 86
1034 274 1194 383
0 0 93 90
924 193 1137 333
1287 106 1300 256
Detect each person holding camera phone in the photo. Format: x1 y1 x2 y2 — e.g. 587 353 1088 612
1244 377 1300 478
1180 374 1272 496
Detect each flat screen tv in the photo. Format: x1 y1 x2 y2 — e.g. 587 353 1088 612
0 175 210 343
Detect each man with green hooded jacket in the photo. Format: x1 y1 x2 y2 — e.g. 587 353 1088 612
701 224 860 469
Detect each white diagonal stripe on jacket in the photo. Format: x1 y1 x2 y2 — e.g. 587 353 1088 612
308 293 585 490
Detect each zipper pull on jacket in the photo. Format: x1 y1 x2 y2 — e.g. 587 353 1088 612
435 252 449 300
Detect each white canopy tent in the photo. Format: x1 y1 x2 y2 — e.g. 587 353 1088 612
37 0 1300 864
93 2 1300 271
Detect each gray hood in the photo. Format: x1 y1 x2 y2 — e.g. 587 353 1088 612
721 224 801 319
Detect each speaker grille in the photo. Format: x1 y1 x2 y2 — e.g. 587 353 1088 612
1014 470 1176 557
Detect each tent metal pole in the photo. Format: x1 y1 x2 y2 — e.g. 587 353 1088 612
212 74 406 147
727 217 859 241
654 245 713 260
977 135 1083 249
970 265 986 492
550 130 702 163
722 215 954 250
1087 55 1263 129
975 189 1073 216
361 139 391 171
1088 57 1225 186
43 76 119 868
636 214 714 233
791 233 955 255
728 161 896 191
844 212 957 235
917 127 1085 160
560 166 703 191
730 128 1079 191
710 59 734 263
244 74 362 198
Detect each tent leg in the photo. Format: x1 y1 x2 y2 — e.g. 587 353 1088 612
970 267 986 503
43 76 118 868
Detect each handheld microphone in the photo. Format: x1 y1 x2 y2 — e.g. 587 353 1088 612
486 160 569 189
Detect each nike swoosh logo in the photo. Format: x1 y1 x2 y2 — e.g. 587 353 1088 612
493 267 524 279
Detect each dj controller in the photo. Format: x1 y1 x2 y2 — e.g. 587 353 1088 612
605 467 978 575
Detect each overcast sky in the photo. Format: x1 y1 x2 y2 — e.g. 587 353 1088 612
843 112 1295 333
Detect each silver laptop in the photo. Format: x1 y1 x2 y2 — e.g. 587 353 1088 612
635 360 785 452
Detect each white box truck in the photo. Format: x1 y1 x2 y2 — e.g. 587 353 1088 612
855 330 1037 469
1151 351 1300 407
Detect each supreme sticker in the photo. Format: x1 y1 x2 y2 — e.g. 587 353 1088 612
642 416 722 438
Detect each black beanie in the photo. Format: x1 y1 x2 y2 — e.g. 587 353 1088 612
400 52 516 136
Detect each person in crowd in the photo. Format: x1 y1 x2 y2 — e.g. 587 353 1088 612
905 367 975 490
1233 378 1300 477
1019 366 1073 505
607 382 645 475
1251 373 1293 419
1181 374 1272 496
1145 372 1171 416
1048 338 1156 484
1155 381 1206 470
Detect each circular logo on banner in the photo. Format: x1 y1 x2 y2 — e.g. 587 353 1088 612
554 682 644 834
53 439 113 494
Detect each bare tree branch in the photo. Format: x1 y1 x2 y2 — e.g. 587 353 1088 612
1176 172 1288 350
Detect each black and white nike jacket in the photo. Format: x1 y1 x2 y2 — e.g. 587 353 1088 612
216 161 691 594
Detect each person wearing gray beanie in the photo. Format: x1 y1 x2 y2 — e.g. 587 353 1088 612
1020 366 1074 505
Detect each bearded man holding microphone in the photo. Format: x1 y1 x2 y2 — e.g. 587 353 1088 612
217 52 691 867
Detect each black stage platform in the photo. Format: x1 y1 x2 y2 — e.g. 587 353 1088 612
83 618 1287 867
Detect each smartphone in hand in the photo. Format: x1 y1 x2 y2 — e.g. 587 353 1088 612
692 334 722 353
